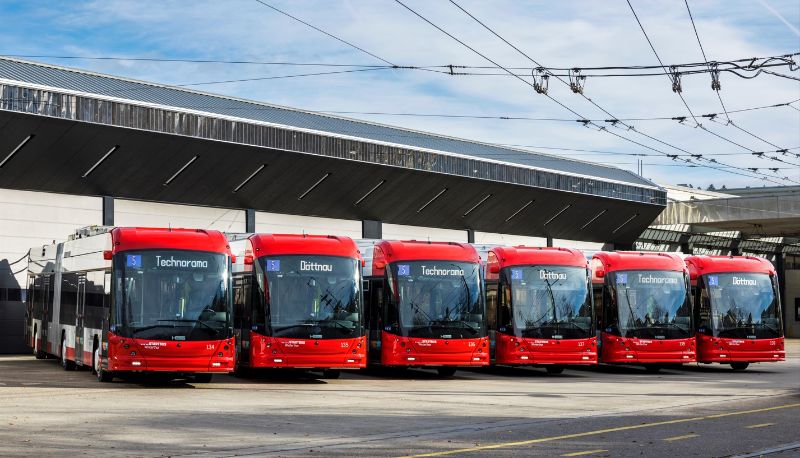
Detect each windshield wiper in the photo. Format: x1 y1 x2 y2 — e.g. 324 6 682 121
158 319 219 335
752 322 780 334
316 319 357 334
551 320 590 334
272 322 316 333
129 323 178 333
429 319 479 333
648 322 690 336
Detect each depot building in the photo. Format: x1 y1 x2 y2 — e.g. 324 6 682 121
0 57 795 351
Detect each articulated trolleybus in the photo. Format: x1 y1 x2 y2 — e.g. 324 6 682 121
591 251 695 371
485 247 597 373
686 255 785 370
230 234 366 378
362 240 489 376
25 226 235 382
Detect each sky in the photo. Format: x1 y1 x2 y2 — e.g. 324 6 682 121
0 0 798 189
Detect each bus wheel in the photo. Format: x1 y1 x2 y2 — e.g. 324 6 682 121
730 362 749 371
545 365 564 375
321 369 341 379
61 338 75 371
33 328 46 360
94 347 114 383
644 364 662 373
436 367 457 377
193 373 213 383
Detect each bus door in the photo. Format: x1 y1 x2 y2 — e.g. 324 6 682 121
233 274 252 368
75 274 87 365
42 275 53 353
367 278 384 363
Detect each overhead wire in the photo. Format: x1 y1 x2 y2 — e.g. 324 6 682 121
442 0 795 184
252 0 397 66
625 0 798 184
684 0 799 169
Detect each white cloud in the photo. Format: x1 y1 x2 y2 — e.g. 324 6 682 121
1 0 798 188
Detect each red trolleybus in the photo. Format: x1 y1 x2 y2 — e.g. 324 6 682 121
230 234 366 379
25 226 235 382
362 240 489 376
485 247 596 373
686 255 785 370
591 252 695 372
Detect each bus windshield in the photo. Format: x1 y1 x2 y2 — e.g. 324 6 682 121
388 261 485 338
704 272 782 338
609 270 692 339
261 255 362 339
506 265 592 339
114 250 231 341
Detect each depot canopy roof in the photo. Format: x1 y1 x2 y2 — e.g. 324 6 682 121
0 57 665 243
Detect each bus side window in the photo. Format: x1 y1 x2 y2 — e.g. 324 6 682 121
60 272 79 326
84 271 106 330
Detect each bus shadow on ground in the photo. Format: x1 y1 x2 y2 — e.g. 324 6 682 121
229 369 330 384
464 365 588 378
674 363 779 375
569 364 690 376
352 366 477 380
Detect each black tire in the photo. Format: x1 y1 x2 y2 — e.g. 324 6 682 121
193 373 213 383
94 347 114 383
436 367 457 377
545 365 564 375
321 369 341 379
730 362 750 371
644 364 662 373
61 338 76 371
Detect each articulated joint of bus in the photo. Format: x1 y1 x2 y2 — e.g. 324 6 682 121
600 333 696 363
494 334 598 365
696 335 785 363
105 333 234 373
248 331 367 369
380 331 490 367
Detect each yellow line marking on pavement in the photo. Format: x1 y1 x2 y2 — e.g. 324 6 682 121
561 450 608 456
663 434 699 442
400 403 800 457
746 423 775 429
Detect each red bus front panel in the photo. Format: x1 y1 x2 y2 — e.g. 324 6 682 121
600 332 696 363
380 332 489 367
106 333 234 373
249 331 367 369
697 335 785 363
494 333 597 365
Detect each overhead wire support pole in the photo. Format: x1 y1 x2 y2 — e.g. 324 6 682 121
441 0 791 185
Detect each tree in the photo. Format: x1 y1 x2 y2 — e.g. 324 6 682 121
707 184 716 191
